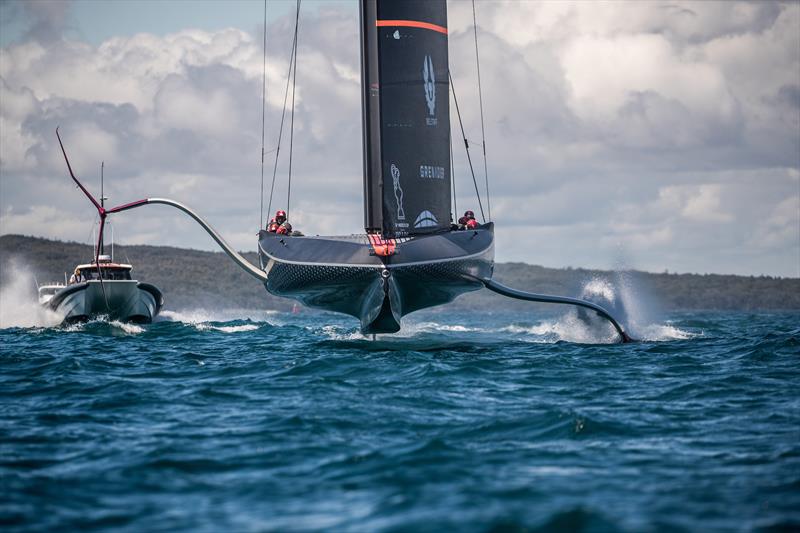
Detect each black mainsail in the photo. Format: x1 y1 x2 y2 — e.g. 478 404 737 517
361 0 451 236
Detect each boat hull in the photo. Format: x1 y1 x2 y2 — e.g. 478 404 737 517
258 224 494 333
46 280 164 324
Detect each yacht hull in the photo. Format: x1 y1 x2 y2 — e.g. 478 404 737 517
258 224 494 333
46 280 164 324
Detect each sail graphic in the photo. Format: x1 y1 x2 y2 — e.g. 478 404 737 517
360 0 451 237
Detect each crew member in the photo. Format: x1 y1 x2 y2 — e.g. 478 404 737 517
267 209 287 233
458 210 476 229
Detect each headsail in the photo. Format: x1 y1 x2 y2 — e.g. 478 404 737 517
360 0 451 237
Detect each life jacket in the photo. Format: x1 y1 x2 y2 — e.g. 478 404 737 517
267 219 280 232
276 222 292 235
465 218 479 229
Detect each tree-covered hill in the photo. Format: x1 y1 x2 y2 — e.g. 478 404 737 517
1 234 798 312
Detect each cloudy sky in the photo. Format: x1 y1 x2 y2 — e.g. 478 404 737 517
1 0 798 277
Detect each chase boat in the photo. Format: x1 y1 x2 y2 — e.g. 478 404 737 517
39 254 163 324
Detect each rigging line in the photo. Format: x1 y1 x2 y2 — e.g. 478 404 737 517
472 0 491 221
259 0 267 227
267 4 300 219
449 70 485 222
449 120 457 221
287 0 301 217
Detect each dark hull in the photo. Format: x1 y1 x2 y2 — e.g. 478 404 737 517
258 224 494 333
46 281 164 324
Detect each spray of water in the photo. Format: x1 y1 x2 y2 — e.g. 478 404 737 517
559 270 691 342
0 259 64 329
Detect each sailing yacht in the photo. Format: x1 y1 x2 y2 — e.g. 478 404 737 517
258 1 492 333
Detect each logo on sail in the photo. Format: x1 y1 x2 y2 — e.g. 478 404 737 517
391 163 405 221
414 210 438 228
423 55 437 126
419 165 445 179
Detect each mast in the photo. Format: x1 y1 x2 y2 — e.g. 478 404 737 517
360 0 383 233
360 0 451 238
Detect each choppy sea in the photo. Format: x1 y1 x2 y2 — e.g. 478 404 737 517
1 299 799 531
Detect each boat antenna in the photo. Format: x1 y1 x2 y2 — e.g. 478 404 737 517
100 161 105 255
472 0 490 221
259 0 267 229
449 70 485 222
267 0 301 219
286 0 301 218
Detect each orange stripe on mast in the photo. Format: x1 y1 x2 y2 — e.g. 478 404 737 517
376 19 448 35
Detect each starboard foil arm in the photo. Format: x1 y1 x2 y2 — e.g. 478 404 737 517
481 278 634 343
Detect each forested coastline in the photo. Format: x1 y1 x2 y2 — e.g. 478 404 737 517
2 234 798 312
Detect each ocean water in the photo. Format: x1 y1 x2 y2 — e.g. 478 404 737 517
1 306 799 532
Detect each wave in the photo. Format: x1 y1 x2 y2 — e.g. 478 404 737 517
109 320 146 335
158 309 274 334
195 323 261 334
58 317 146 335
159 309 277 324
317 320 482 341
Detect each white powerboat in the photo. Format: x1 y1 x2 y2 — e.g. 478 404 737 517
39 254 163 324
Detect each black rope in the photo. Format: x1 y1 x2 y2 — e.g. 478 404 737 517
449 70 485 222
287 0 300 217
472 0 490 221
259 0 267 227
267 2 300 219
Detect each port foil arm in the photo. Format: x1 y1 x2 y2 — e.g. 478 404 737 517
144 198 267 282
482 278 634 343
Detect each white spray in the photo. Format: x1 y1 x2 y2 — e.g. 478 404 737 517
0 258 65 329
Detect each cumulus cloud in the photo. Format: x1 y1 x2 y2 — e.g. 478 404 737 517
1 0 798 277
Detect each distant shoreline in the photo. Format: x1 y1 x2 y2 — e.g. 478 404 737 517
2 234 798 312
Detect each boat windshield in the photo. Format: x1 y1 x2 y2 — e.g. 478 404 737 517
80 268 132 281
38 286 60 296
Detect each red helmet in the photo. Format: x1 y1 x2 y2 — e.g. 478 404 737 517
464 210 475 219
275 210 287 222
